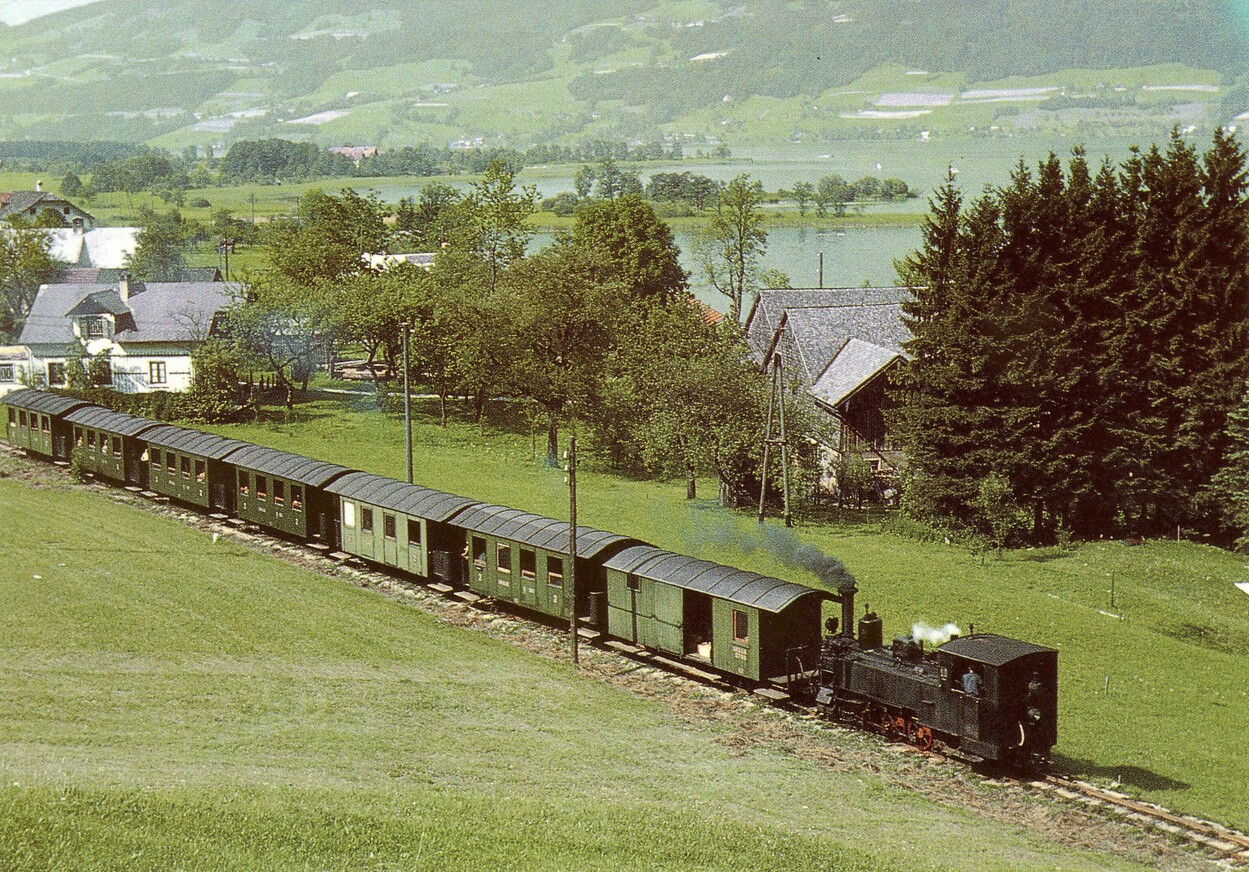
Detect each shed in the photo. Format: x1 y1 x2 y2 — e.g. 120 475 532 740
141 425 251 511
327 471 479 580
603 545 827 681
449 502 639 623
1 388 92 459
64 405 161 484
224 444 353 543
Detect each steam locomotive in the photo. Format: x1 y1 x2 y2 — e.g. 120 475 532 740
815 578 1058 764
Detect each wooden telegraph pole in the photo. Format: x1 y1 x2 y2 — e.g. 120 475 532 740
402 322 413 484
758 356 793 526
568 436 579 664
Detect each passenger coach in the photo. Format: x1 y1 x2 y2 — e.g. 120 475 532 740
2 388 90 461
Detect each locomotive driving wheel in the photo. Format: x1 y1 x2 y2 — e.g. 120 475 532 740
914 726 935 752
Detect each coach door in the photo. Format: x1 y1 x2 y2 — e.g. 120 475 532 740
126 441 148 488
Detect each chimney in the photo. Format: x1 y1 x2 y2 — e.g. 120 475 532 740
119 272 130 303
72 216 84 235
35 179 42 192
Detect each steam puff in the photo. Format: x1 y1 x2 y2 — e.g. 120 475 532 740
912 622 961 646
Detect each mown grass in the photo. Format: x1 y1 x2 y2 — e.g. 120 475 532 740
0 474 1164 870
200 395 1249 831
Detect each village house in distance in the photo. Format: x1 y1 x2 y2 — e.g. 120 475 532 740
1 274 235 397
744 286 912 494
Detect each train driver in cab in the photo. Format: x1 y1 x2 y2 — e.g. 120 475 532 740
962 665 982 696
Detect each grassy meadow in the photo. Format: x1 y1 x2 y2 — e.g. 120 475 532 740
0 465 1182 871
196 393 1249 832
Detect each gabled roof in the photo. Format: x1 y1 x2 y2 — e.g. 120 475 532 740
64 289 128 318
0 388 91 416
603 544 825 614
811 338 906 409
46 227 139 269
141 425 251 460
64 405 162 437
0 191 92 221
450 503 637 559
745 287 911 364
938 634 1057 667
326 471 479 522
223 444 353 488
19 281 237 346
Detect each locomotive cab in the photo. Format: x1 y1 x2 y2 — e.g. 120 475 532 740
935 634 1058 763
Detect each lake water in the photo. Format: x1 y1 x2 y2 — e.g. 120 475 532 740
530 224 921 310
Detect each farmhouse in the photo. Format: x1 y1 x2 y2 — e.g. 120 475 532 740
16 275 238 394
45 226 141 269
744 286 912 491
0 189 95 229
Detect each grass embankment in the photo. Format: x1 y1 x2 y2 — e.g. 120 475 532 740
0 463 1166 871
202 394 1249 831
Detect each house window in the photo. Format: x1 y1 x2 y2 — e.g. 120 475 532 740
342 501 355 528
180 457 190 479
520 549 536 580
383 513 396 540
256 476 268 500
360 507 373 532
238 470 249 495
0 364 13 382
495 543 511 585
195 460 205 483
98 360 112 385
150 448 160 470
290 485 303 511
547 557 564 587
111 436 121 458
732 609 750 645
149 361 167 385
47 362 66 386
84 318 106 340
273 480 284 504
407 519 421 545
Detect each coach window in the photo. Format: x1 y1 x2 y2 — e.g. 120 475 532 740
7 408 15 426
180 457 191 479
41 416 50 433
238 470 249 496
472 536 486 570
495 543 512 585
520 549 536 581
290 485 303 511
74 426 82 445
195 460 206 483
256 476 268 500
150 448 160 471
342 500 355 528
547 556 564 587
111 436 121 458
86 429 94 447
273 480 284 505
407 518 422 546
166 452 176 472
360 507 373 532
383 513 396 540
732 609 750 645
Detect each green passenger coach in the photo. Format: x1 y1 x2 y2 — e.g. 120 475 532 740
327 471 478 582
64 406 161 487
1 389 89 460
452 503 638 625
226 444 351 545
141 425 250 513
603 545 828 682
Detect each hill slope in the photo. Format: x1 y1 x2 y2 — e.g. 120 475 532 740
0 0 1244 148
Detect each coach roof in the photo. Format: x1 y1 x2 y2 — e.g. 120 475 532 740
64 405 162 437
1 388 91 417
142 425 251 461
450 502 636 558
326 471 479 522
223 444 353 488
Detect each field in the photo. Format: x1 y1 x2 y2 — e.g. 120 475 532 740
0 457 1197 871
193 394 1249 832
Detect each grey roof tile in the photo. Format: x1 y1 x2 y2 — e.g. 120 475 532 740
811 338 904 408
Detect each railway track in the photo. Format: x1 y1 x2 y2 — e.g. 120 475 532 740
9 446 1248 868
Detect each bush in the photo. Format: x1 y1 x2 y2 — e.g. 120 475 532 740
189 197 211 208
68 445 89 482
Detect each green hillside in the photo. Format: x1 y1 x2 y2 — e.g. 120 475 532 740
0 460 1198 870
0 0 1243 148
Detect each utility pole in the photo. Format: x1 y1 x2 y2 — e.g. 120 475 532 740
568 436 579 664
402 322 413 484
758 356 792 525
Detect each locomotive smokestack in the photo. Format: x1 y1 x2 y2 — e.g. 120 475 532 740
839 578 857 638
